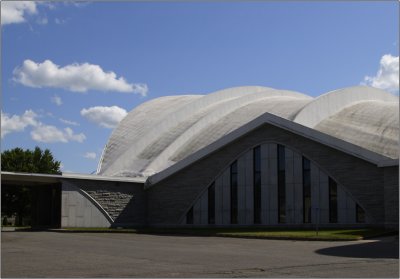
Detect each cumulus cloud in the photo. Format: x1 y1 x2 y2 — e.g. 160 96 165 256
1 110 38 138
80 106 127 128
13 59 148 95
1 109 85 143
59 118 79 126
83 152 97 159
363 54 399 93
31 125 86 143
1 1 37 25
51 95 62 106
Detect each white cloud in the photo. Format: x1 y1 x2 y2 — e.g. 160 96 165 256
31 125 86 143
1 1 37 25
84 152 97 159
13 59 148 95
51 95 62 106
59 118 79 126
80 106 127 128
363 54 399 93
1 109 85 143
1 110 38 138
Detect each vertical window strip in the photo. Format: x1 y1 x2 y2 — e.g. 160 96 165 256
329 178 338 223
302 157 311 223
230 161 238 224
208 182 215 224
253 146 261 224
277 144 286 223
186 207 193 224
356 204 365 223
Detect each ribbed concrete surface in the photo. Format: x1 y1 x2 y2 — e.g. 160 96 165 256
97 86 398 178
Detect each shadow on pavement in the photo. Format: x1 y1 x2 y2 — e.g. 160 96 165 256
315 237 399 259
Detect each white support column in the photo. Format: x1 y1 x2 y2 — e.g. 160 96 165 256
260 144 269 224
237 156 246 224
245 150 254 225
293 152 303 224
222 168 231 225
285 148 294 224
319 171 329 224
268 143 278 225
61 188 69 227
215 175 223 225
310 162 320 224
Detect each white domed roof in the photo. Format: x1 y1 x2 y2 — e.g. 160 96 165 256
97 86 399 177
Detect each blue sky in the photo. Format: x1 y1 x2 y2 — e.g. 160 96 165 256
1 1 399 174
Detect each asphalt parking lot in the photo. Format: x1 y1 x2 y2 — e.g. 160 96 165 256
1 231 398 278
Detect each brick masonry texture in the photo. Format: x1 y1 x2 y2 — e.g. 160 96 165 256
147 124 398 226
69 179 146 226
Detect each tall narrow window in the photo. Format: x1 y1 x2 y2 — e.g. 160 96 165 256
230 161 238 224
253 146 261 224
302 157 311 223
277 144 286 223
356 204 365 223
208 182 215 224
186 207 193 224
329 178 338 223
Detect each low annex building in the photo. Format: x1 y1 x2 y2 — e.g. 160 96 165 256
2 86 399 228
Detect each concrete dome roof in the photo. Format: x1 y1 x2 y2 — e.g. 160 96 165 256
97 86 398 177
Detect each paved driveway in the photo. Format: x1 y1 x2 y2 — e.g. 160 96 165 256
1 231 398 278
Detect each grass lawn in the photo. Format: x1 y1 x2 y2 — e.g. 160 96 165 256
58 227 397 241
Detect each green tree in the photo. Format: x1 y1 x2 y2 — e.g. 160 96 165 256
2 147 61 174
1 147 61 226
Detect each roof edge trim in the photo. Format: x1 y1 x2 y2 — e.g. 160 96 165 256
1 171 146 184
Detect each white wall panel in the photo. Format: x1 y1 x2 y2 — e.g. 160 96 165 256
61 181 111 228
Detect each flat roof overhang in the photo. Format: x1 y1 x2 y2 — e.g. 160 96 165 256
1 171 146 186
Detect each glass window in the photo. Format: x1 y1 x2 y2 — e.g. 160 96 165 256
230 161 238 224
186 207 193 224
277 145 286 223
329 178 338 223
302 157 311 223
356 204 365 223
253 146 261 224
208 183 215 224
